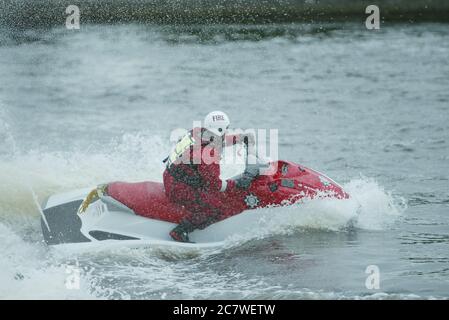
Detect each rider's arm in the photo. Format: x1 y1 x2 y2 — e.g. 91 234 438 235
197 148 236 193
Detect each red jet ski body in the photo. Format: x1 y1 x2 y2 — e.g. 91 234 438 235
107 160 348 224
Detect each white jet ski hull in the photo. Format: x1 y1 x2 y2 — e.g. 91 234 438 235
41 188 263 249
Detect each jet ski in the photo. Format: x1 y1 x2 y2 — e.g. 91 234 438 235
40 159 348 248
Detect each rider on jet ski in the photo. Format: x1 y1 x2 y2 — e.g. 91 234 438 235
163 111 255 242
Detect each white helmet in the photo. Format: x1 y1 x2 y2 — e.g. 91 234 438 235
204 111 230 136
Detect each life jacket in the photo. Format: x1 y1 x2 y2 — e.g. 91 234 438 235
164 127 220 190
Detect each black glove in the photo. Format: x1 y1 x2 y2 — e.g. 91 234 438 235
244 164 260 178
234 163 262 190
234 174 254 190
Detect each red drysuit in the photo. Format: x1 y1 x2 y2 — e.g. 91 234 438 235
163 127 244 229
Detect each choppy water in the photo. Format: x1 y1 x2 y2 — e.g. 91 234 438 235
0 23 448 299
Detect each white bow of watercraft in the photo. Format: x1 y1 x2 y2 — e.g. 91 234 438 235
40 187 283 250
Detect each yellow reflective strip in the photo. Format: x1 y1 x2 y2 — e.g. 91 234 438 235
168 134 195 165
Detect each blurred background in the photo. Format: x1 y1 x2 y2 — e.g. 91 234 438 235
1 0 449 27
